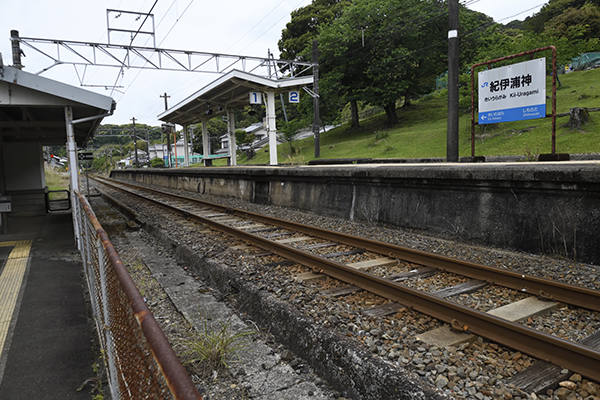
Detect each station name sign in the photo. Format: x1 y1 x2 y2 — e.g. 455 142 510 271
478 58 547 125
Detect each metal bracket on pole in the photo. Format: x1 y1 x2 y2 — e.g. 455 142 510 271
302 86 319 99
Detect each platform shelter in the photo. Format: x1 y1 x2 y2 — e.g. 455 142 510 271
158 69 313 166
0 54 114 231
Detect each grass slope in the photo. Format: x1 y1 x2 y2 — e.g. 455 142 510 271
240 68 600 165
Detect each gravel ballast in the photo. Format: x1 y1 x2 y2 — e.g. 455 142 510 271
93 181 600 400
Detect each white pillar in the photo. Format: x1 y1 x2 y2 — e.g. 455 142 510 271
266 91 278 166
202 119 210 166
65 106 81 249
183 124 190 167
227 108 237 166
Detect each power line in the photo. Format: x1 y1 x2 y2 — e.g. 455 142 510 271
235 0 310 55
110 0 160 98
118 0 198 120
130 0 159 45
146 0 310 120
225 0 291 53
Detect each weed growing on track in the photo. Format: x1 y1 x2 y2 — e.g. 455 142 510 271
180 316 256 376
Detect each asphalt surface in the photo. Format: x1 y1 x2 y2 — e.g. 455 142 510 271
0 211 96 399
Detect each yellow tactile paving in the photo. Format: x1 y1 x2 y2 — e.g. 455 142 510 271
0 240 33 358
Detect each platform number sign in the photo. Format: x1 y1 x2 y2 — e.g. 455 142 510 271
249 92 262 104
289 90 300 103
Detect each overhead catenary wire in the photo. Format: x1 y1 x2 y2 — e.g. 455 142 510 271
137 0 312 121
110 0 160 98
114 0 196 106
101 0 547 123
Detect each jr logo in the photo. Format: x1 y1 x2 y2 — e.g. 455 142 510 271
481 82 489 88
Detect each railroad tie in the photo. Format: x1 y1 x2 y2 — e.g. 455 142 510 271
416 296 561 348
345 257 397 270
507 330 600 394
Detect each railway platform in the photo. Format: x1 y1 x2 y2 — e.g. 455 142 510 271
0 211 96 399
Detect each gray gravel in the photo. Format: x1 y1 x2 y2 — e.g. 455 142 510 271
96 180 600 400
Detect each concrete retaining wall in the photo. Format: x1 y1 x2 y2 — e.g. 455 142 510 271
111 162 600 265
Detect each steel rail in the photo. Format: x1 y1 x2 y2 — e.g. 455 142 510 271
96 177 600 313
94 177 600 381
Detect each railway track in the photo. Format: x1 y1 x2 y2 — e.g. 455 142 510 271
92 176 600 384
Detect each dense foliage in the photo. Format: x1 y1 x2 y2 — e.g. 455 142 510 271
279 0 600 128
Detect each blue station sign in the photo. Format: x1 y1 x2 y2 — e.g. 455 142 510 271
478 58 547 125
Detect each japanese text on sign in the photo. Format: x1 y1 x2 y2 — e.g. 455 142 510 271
478 58 546 125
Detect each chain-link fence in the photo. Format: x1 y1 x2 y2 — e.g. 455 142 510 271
74 191 202 400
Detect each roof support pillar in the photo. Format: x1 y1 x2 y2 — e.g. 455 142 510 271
266 91 277 166
183 123 190 167
0 133 8 233
201 119 211 166
65 106 81 249
227 108 237 166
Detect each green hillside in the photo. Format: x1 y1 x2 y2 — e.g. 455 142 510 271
240 68 600 165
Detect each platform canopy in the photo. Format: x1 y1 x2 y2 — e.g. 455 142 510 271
158 69 313 126
0 61 115 147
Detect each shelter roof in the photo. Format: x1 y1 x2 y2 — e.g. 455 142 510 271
0 61 115 147
158 70 313 127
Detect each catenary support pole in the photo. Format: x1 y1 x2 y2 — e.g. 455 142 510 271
266 91 278 166
446 0 460 162
65 107 81 249
132 117 139 168
183 124 190 167
227 108 237 166
313 40 320 158
202 119 210 166
10 30 22 70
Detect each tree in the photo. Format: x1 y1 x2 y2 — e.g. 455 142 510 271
475 29 597 69
191 118 226 155
278 0 352 127
544 3 600 41
319 0 449 127
278 0 349 63
524 0 598 33
279 120 304 154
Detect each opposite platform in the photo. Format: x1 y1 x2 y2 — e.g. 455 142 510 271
0 212 96 399
111 160 600 264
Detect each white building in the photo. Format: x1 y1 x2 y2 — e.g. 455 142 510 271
217 121 268 154
148 140 202 166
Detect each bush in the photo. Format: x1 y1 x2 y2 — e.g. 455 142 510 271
150 158 165 168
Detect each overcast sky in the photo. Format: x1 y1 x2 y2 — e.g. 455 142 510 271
0 0 546 128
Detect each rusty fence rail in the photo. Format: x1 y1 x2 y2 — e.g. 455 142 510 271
73 191 202 400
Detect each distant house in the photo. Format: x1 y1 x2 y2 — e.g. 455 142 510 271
217 121 268 155
117 149 148 168
148 140 202 166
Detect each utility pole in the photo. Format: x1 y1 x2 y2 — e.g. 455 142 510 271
312 40 320 158
131 117 139 168
447 0 460 162
160 92 170 111
10 30 23 70
160 93 171 161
